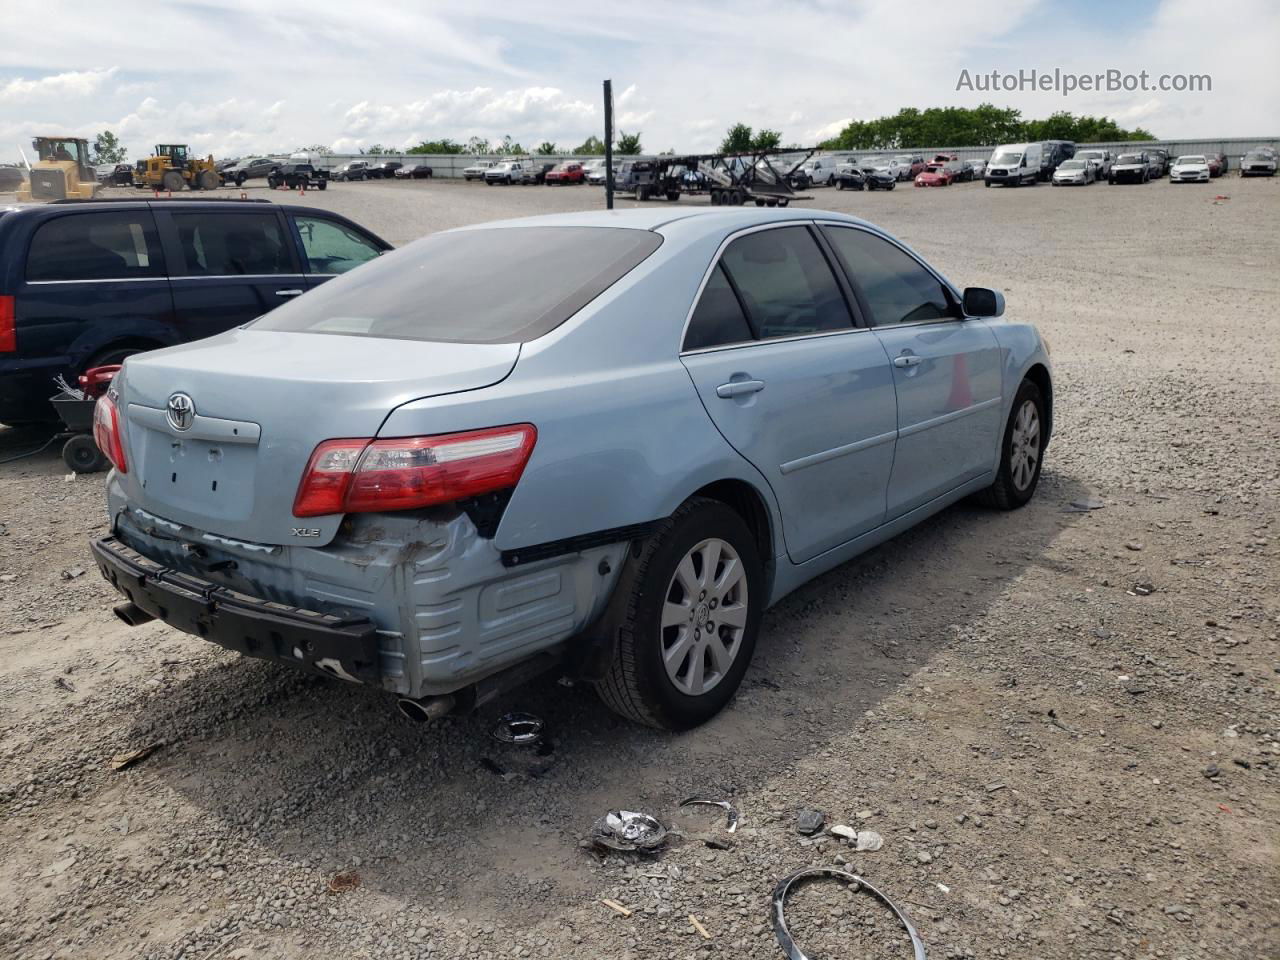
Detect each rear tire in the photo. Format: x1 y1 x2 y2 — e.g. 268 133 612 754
975 379 1045 510
161 171 184 192
595 498 763 730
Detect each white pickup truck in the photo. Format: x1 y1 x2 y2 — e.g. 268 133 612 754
484 160 532 185
859 155 909 180
463 160 495 181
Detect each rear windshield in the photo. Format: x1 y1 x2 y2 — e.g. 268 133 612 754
252 226 663 344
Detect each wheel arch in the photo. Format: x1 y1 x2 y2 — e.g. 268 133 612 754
686 477 778 600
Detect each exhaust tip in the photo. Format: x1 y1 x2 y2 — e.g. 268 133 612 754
396 694 456 724
113 602 155 627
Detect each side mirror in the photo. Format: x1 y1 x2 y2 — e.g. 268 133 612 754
962 287 1004 318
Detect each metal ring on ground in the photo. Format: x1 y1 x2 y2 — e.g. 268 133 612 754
771 867 927 960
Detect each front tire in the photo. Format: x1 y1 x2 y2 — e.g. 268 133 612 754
976 379 1045 510
595 498 764 730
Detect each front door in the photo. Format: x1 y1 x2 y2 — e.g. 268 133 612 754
156 208 308 340
821 224 1003 518
679 224 898 563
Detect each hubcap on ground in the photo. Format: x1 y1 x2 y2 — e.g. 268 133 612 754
661 538 749 697
1009 399 1041 491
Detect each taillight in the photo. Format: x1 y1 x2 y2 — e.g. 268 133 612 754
93 392 128 473
0 296 14 352
293 424 537 518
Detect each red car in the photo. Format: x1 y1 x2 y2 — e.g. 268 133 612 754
544 162 585 184
914 163 956 186
1204 152 1226 177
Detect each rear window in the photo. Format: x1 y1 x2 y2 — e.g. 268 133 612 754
169 211 293 276
26 211 164 282
252 226 663 344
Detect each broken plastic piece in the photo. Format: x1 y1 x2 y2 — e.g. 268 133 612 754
591 810 668 853
772 867 927 960
491 712 544 745
679 796 739 833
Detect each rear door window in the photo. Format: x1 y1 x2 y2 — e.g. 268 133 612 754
26 211 164 282
822 227 955 327
169 211 294 276
294 216 385 275
683 264 753 351
719 226 852 339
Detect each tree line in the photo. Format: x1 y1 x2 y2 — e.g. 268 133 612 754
816 105 1155 151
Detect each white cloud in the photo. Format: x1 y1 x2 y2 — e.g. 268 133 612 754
0 67 117 103
0 0 1274 164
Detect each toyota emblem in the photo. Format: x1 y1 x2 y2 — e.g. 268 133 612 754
166 392 195 431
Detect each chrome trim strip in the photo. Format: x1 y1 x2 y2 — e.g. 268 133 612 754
681 325 870 357
898 397 1001 439
25 277 169 285
779 429 898 475
128 404 261 444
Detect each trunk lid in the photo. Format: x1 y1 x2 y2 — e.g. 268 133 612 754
115 329 519 546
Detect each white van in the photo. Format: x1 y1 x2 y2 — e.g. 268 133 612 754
984 143 1042 187
797 155 840 186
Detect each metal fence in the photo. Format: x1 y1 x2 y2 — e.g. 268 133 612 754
310 136 1278 179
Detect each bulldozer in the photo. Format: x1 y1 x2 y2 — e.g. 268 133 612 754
16 136 100 201
134 144 221 192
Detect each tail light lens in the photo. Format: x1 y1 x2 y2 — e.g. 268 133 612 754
293 424 537 518
0 296 14 352
93 392 128 473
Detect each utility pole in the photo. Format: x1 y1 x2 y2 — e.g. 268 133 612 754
603 79 614 210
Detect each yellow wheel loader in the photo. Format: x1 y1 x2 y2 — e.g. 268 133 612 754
16 136 100 201
134 144 221 192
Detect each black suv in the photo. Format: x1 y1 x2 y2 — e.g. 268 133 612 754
1039 140 1077 180
333 161 370 181
0 199 391 424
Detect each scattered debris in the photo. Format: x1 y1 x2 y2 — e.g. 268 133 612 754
600 899 632 918
491 712 544 745
985 782 1007 793
1124 541 1144 552
1063 497 1106 513
916 850 934 864
591 810 668 853
1131 583 1155 596
53 676 76 693
936 883 950 894
795 809 825 835
855 830 884 852
771 867 927 960
1203 765 1221 779
703 837 733 851
688 914 711 940
1047 709 1081 735
60 566 86 580
327 871 360 894
829 824 857 841
679 796 739 833
109 742 163 771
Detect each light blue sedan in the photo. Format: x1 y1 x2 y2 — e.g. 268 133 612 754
91 208 1052 730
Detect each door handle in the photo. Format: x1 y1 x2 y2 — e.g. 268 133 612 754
275 289 304 297
716 379 765 398
893 355 922 368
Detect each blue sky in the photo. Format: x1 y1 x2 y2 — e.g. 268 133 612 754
1 0 1274 162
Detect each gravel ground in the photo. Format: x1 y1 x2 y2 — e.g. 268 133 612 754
1 174 1277 960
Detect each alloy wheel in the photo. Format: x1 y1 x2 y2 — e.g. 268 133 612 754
661 538 750 697
1010 399 1041 491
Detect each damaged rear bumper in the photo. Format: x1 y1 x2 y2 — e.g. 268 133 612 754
91 535 382 684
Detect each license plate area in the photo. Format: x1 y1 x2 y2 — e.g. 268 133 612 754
142 434 258 521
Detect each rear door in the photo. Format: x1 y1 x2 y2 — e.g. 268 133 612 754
156 207 309 339
17 208 174 375
821 224 1003 519
680 224 898 564
286 214 388 289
